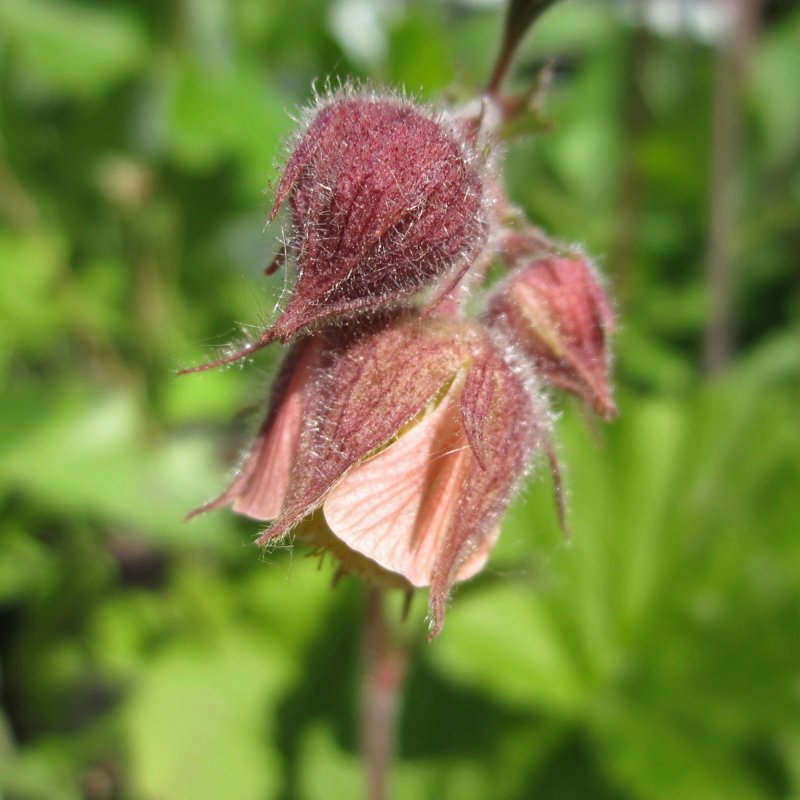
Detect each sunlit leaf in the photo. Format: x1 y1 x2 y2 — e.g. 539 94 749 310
125 632 292 800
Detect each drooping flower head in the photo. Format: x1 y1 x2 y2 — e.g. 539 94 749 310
192 314 547 637
185 81 619 638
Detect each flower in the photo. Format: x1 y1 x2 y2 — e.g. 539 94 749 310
191 315 547 637
487 252 617 419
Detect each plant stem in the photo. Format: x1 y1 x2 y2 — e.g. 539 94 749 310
361 589 409 800
703 0 763 374
487 0 560 97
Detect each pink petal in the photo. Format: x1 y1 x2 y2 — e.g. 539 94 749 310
322 380 472 587
187 339 320 521
257 317 471 545
230 366 305 520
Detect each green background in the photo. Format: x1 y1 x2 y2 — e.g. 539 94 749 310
1 0 798 798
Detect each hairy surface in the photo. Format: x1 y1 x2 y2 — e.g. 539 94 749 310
259 315 473 542
488 253 617 420
267 95 489 338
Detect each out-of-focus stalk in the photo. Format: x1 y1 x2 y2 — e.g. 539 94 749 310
487 0 561 96
704 0 764 374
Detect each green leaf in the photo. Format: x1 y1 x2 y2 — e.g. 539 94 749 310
752 10 800 166
164 60 293 195
125 632 292 800
0 0 149 97
0 385 238 547
388 13 454 96
429 582 589 715
0 526 55 605
0 232 65 361
594 704 770 800
297 725 362 800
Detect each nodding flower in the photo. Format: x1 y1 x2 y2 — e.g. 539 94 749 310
186 86 619 637
487 251 617 420
190 314 547 638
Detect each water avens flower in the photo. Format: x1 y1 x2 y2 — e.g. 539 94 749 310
185 4 621 794
192 315 546 636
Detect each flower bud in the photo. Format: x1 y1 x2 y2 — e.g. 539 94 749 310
268 93 488 338
487 253 617 419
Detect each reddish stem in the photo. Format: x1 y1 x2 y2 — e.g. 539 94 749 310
361 589 409 800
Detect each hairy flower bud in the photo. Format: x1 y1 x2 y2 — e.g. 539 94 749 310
487 253 617 419
179 91 490 375
191 314 546 636
273 95 486 336
270 93 488 335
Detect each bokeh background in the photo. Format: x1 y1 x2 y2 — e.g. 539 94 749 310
1 0 799 798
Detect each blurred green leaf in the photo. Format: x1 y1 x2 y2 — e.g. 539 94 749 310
0 232 65 361
752 10 800 166
0 385 235 546
297 725 362 800
0 526 55 604
0 0 148 97
594 704 770 800
125 631 292 800
0 742 83 800
165 60 293 194
429 582 589 714
388 12 454 96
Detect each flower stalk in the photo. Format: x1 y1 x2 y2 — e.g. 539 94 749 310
362 589 410 800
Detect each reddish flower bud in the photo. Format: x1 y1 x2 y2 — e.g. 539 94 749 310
179 92 489 375
192 315 547 637
487 253 617 420
267 94 488 338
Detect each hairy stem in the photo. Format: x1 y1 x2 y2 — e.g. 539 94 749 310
361 589 409 800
